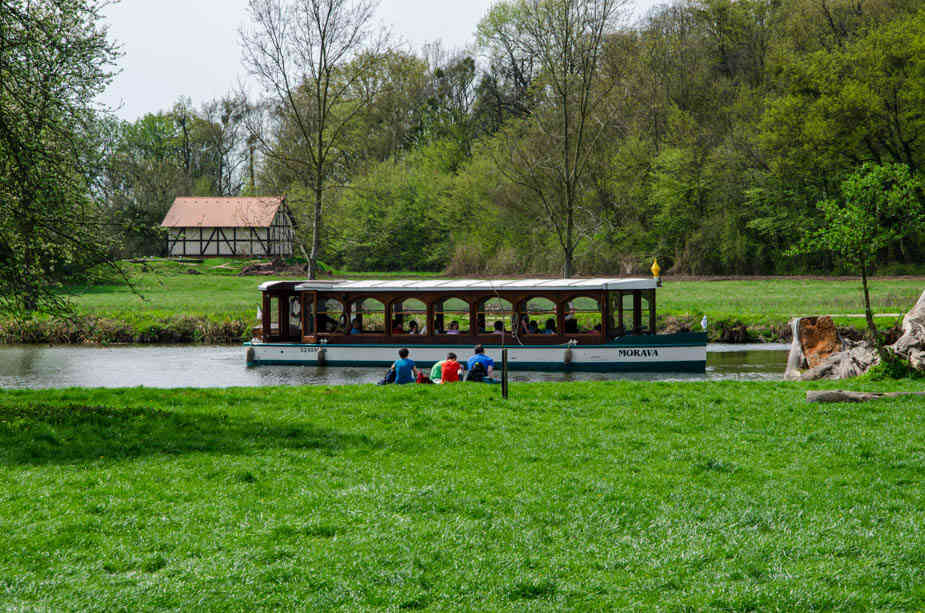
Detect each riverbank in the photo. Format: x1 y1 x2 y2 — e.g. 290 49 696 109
1 259 921 344
1 380 921 609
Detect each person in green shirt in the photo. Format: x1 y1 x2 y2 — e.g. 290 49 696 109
430 359 445 383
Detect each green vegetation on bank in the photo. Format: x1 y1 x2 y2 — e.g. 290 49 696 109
1 259 920 344
0 381 922 610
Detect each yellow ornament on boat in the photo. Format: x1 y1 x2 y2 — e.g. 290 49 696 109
650 258 661 279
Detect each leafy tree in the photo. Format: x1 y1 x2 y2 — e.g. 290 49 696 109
0 0 119 314
475 2 537 131
789 163 924 343
240 0 386 278
490 0 626 277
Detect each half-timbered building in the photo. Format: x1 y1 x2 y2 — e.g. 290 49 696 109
161 196 294 257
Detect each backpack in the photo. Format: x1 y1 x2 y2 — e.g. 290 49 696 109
416 372 433 384
465 361 487 382
377 368 396 385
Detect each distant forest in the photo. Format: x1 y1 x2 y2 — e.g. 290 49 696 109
36 0 925 277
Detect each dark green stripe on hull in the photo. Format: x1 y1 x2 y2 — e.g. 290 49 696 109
247 359 706 373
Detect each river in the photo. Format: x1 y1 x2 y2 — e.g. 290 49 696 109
0 344 789 389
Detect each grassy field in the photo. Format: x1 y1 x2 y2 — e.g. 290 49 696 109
74 260 921 323
1 380 922 610
1 259 920 343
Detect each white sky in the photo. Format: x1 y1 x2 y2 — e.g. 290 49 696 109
99 0 660 121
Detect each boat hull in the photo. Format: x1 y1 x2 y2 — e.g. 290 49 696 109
245 336 707 372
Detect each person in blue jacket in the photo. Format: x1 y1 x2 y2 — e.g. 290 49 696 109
466 344 495 381
390 347 419 384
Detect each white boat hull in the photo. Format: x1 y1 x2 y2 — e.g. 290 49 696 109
245 341 706 372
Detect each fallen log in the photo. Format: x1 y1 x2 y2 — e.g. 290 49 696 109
807 390 925 403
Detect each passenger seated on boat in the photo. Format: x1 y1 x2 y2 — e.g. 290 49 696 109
593 323 602 334
466 345 494 379
447 321 460 335
408 320 420 335
518 315 530 336
564 303 579 333
528 320 539 334
543 318 556 334
349 318 362 335
391 319 403 334
493 320 505 335
390 347 418 384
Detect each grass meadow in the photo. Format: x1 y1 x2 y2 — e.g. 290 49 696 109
60 259 924 335
1 380 922 610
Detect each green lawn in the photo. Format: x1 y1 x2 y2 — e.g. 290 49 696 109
660 278 921 327
1 380 922 610
58 260 923 341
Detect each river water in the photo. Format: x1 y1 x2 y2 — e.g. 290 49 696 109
0 344 789 389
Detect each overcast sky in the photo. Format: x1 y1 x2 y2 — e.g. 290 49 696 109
99 0 660 121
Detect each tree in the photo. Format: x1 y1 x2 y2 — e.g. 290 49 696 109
487 0 626 277
240 0 385 278
476 1 537 131
0 0 119 314
789 163 924 345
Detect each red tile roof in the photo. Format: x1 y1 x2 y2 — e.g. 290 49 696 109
160 197 284 228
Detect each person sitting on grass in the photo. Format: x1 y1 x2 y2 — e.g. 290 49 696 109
466 345 494 382
441 352 464 383
430 357 445 382
390 347 418 384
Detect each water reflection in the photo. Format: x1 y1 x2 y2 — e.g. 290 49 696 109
0 344 789 390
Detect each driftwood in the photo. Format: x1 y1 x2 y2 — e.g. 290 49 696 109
807 390 925 403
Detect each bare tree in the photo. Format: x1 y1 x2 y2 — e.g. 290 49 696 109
240 0 384 278
200 95 248 196
488 0 625 277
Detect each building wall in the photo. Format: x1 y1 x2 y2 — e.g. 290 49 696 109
166 215 293 257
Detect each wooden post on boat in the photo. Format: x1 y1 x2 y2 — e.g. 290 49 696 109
501 348 509 399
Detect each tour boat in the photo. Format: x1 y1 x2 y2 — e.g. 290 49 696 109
244 275 707 372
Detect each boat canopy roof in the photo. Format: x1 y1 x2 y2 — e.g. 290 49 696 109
259 278 658 293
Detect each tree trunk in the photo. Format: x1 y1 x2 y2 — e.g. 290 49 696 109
308 179 323 280
563 189 574 278
248 145 256 193
860 264 879 346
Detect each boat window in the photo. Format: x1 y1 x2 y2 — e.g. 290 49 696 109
268 295 280 335
317 297 344 333
391 298 427 334
523 297 556 334
434 297 470 334
564 296 602 334
302 294 315 335
610 292 635 335
288 296 301 336
478 297 513 334
640 291 653 334
350 298 385 333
